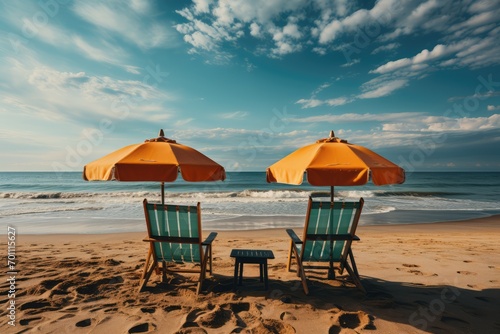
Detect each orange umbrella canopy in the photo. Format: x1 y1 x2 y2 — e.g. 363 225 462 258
266 131 405 186
83 130 226 183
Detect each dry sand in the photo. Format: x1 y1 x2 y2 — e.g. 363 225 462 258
1 216 500 333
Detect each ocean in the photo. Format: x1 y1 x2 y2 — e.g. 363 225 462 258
1 171 499 234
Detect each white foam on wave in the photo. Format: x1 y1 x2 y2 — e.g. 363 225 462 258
336 190 376 198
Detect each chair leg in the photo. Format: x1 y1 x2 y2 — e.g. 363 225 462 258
140 247 153 281
344 262 365 293
348 249 360 277
138 250 157 294
208 245 213 276
327 260 335 279
161 260 167 282
291 242 309 295
287 240 294 272
197 248 211 295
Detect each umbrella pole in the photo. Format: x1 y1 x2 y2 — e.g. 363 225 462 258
161 182 165 205
328 185 335 279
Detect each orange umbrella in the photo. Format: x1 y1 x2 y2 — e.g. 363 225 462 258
266 131 405 201
83 130 226 204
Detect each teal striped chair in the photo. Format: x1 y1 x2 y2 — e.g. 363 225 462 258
139 199 217 294
287 196 365 294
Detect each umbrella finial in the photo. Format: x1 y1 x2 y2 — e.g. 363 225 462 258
329 130 335 138
159 129 165 137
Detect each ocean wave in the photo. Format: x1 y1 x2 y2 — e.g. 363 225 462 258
1 191 158 200
1 189 312 201
373 191 462 197
1 189 463 201
363 205 396 214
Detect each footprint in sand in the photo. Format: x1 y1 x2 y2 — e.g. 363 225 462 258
75 318 92 327
128 322 157 333
104 258 122 266
457 270 477 275
409 269 424 275
19 317 42 326
328 311 375 333
195 305 237 329
165 305 183 312
177 328 208 334
20 299 52 311
249 319 296 334
280 311 297 321
75 276 124 295
141 307 156 314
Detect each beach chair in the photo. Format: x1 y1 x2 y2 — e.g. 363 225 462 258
286 196 365 294
138 199 217 294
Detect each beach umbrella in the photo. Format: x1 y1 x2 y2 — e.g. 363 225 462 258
266 131 405 202
83 129 226 204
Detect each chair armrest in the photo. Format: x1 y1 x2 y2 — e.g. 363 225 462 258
286 229 302 245
143 236 200 244
202 232 218 245
305 234 360 241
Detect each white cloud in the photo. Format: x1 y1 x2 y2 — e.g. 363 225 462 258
175 118 194 127
371 43 463 74
318 0 401 44
5 65 175 124
9 17 142 73
193 0 214 14
290 112 425 123
250 22 261 37
296 97 349 109
175 0 308 59
358 79 408 99
72 36 118 65
172 0 500 71
219 111 249 119
72 1 176 50
341 59 360 67
487 105 500 111
184 30 218 51
295 99 324 108
381 114 500 132
371 42 400 54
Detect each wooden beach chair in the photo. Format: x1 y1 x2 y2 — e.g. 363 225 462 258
138 199 217 295
286 196 365 294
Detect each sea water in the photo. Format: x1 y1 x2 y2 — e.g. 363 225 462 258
0 172 499 234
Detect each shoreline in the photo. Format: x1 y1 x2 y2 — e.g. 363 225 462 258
8 213 500 237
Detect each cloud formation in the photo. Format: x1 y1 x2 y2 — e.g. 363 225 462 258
72 1 177 50
173 1 499 108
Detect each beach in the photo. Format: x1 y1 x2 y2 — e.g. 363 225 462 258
2 215 499 333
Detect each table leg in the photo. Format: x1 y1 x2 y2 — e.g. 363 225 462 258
234 259 239 287
238 262 243 285
264 260 269 290
259 262 264 282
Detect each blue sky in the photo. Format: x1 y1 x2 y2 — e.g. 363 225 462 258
1 0 499 172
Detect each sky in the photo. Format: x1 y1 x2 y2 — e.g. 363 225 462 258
1 0 499 173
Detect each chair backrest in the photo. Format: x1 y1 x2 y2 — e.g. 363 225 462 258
143 199 203 263
301 196 364 262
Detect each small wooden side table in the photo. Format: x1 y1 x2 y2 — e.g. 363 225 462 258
230 249 275 290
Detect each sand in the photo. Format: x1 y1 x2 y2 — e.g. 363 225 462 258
1 216 500 333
